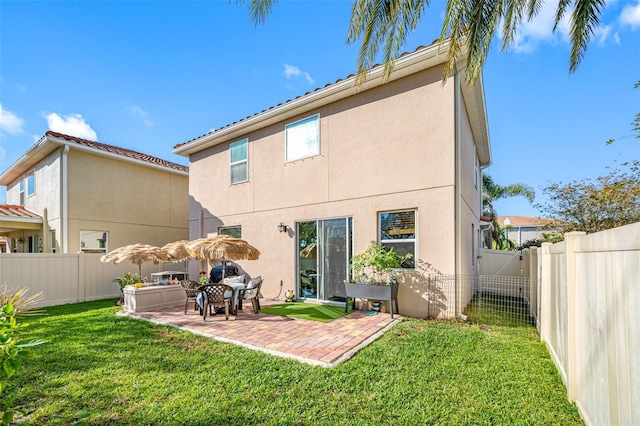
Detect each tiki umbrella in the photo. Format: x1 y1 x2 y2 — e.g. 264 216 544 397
101 243 172 278
185 235 260 281
300 243 317 258
161 240 191 274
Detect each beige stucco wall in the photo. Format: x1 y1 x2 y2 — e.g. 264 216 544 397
186 64 486 319
3 150 62 252
66 150 189 253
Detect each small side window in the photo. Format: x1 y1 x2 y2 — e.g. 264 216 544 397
219 226 241 238
230 139 248 184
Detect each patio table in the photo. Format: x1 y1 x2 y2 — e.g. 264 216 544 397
196 282 245 315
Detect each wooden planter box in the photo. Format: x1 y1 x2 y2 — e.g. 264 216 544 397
344 282 399 318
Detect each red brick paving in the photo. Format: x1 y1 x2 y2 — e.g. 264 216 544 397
118 299 402 367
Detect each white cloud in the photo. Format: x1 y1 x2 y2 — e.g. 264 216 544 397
614 31 621 44
0 104 25 135
508 1 571 53
45 112 97 140
594 25 612 46
125 104 154 127
284 64 315 85
620 1 640 28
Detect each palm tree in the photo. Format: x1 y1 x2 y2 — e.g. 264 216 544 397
242 0 607 85
482 173 535 247
493 223 517 251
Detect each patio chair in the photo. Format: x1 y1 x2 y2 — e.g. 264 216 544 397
242 276 263 314
200 283 235 321
180 279 201 314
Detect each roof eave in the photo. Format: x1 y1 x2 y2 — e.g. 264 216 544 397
45 134 190 177
0 135 188 186
0 136 52 185
174 39 460 157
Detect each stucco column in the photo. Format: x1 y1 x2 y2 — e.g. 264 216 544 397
42 208 50 253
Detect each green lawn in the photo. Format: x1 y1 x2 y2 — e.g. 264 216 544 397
6 299 582 425
259 302 351 322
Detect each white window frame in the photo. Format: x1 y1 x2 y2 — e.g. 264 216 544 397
27 170 35 196
378 209 417 269
79 230 108 253
229 139 248 185
218 226 241 238
473 145 478 189
19 179 25 205
285 114 320 162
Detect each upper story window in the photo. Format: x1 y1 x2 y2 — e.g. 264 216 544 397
19 179 25 205
285 114 319 162
473 145 479 189
219 226 241 238
80 230 108 253
379 210 416 268
27 171 35 196
230 139 248 184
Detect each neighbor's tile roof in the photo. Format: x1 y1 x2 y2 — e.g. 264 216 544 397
0 204 41 219
46 131 189 173
174 41 440 150
496 216 552 228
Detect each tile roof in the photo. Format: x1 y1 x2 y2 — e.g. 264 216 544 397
496 216 552 228
174 41 440 150
45 131 189 173
0 204 41 219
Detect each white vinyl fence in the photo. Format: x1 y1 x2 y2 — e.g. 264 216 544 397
0 252 185 308
522 223 639 426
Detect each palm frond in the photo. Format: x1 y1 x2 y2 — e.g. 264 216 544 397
237 0 277 27
464 0 502 83
500 0 529 51
439 0 470 81
569 0 605 73
553 0 573 31
348 0 430 84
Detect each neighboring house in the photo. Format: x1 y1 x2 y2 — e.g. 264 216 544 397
173 41 491 318
0 131 189 254
497 215 556 247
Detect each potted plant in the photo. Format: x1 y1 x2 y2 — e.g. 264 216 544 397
112 272 143 305
344 241 412 317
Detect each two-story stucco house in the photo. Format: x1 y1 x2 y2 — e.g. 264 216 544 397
0 131 189 254
173 41 491 318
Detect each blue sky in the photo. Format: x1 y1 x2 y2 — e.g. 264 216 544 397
1 0 639 218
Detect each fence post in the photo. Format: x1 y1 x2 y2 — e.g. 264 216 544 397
539 243 552 342
527 247 537 323
78 250 85 303
565 231 586 402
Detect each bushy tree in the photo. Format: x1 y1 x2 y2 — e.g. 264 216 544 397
536 160 640 233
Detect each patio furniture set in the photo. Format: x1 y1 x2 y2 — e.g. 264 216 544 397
182 274 264 320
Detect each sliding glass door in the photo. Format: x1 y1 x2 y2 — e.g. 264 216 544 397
297 217 352 302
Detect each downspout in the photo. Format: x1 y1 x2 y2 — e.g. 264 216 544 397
454 66 463 318
61 145 70 253
42 208 49 253
199 209 205 272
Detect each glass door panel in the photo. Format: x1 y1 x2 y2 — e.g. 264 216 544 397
297 222 318 299
297 218 352 302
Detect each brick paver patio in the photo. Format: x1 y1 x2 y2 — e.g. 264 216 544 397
118 299 402 367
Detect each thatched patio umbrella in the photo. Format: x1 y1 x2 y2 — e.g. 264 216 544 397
161 240 191 274
101 243 172 278
300 243 317 258
185 235 260 281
